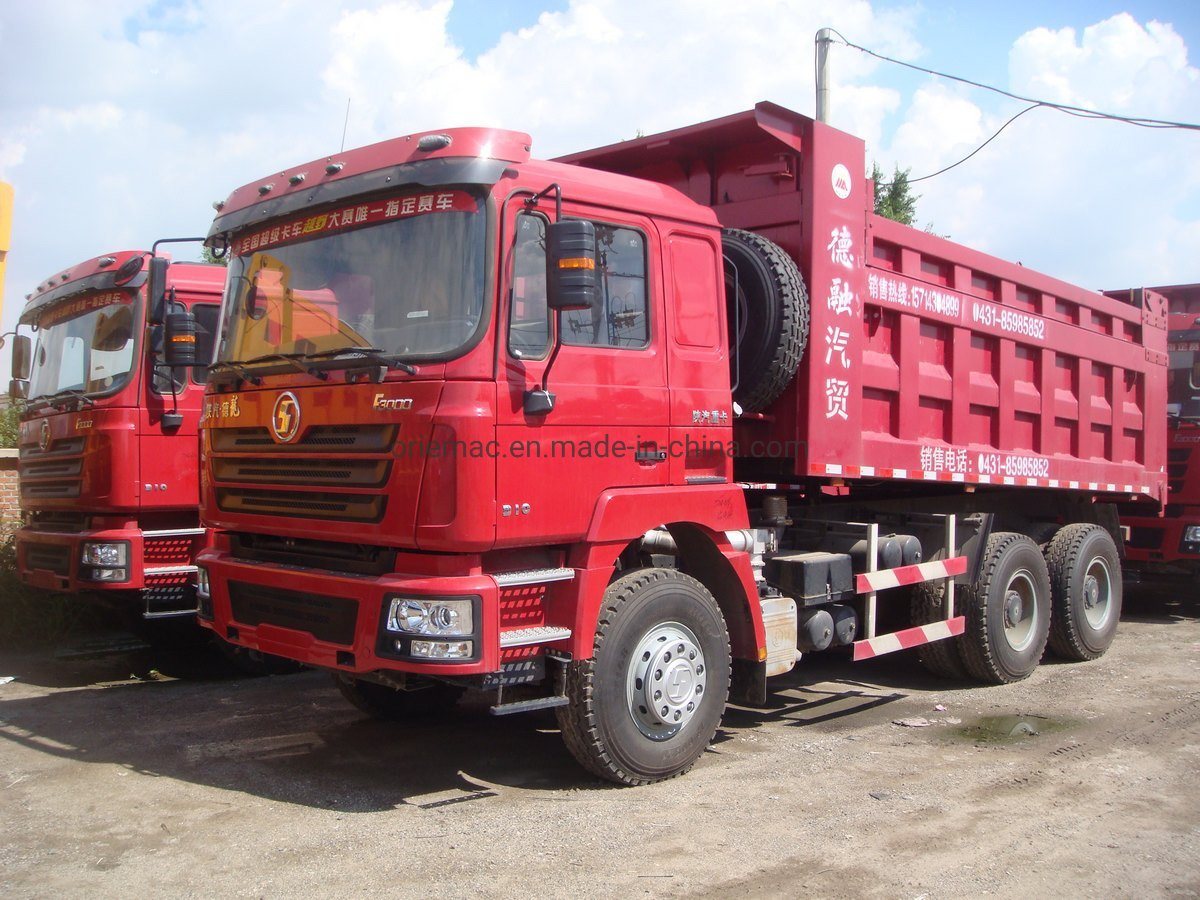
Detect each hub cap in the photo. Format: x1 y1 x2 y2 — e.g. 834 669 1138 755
1082 557 1113 630
626 622 707 741
1001 569 1039 652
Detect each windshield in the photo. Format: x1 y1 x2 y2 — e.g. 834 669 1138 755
28 290 139 402
1168 341 1200 417
218 188 488 367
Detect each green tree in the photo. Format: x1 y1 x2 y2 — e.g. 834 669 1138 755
871 162 919 226
201 244 229 266
0 402 20 449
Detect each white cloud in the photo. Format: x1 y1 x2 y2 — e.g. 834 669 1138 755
879 13 1199 290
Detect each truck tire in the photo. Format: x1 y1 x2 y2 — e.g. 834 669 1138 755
722 228 809 413
959 533 1051 684
556 568 731 785
909 582 968 680
332 673 463 720
1045 524 1121 661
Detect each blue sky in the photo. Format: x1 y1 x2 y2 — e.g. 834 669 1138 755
1 1 1198 364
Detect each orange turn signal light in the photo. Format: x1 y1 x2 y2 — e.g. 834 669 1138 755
557 257 595 270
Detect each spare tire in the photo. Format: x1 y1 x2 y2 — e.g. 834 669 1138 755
722 229 809 413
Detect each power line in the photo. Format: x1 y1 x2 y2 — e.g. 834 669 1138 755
825 28 1200 131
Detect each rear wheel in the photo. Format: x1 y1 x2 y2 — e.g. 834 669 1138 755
332 673 463 720
909 582 968 679
1045 524 1122 661
557 568 731 785
959 533 1051 684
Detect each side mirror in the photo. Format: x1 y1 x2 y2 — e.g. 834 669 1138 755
11 334 31 380
8 379 28 401
163 309 199 367
147 256 170 325
546 220 598 311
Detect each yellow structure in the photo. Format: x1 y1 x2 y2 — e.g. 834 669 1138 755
0 181 12 319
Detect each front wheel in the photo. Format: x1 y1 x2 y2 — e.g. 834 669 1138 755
557 568 731 785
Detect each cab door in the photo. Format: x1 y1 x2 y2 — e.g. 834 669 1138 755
495 203 669 546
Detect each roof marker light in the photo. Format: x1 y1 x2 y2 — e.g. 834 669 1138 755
213 200 225 211
98 257 116 268
258 183 274 196
288 173 306 185
418 134 452 152
113 255 144 285
325 162 343 175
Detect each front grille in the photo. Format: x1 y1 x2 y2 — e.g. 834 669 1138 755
228 581 359 645
28 511 89 532
215 488 386 522
25 543 72 576
210 423 396 524
22 481 81 500
230 533 398 576
20 458 83 480
20 436 86 501
211 425 397 453
19 437 86 461
212 457 391 488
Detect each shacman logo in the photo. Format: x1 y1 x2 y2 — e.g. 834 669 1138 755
38 420 52 452
271 392 301 443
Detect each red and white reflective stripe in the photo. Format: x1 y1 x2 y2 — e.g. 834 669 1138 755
807 464 1152 496
855 555 968 594
852 616 966 661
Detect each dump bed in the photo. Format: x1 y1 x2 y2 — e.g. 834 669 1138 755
561 102 1168 505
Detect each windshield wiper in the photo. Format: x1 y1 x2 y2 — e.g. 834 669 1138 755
208 361 264 386
34 389 96 410
237 352 330 381
297 346 418 375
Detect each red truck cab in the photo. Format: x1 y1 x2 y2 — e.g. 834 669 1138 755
13 250 224 618
1112 284 1200 583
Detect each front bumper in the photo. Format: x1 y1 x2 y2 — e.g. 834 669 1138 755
197 548 504 676
1123 515 1200 566
17 525 204 615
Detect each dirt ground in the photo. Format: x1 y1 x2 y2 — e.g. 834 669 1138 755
0 587 1197 899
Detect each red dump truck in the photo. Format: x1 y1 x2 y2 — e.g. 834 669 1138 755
180 102 1167 784
1109 283 1200 586
11 250 222 622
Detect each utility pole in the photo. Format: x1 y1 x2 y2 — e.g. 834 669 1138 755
0 181 11 321
815 28 834 124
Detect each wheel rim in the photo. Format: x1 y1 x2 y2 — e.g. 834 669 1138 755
1001 569 1040 652
626 621 707 742
1082 556 1114 630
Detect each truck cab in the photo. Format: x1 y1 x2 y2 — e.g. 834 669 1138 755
13 250 224 618
1115 283 1200 583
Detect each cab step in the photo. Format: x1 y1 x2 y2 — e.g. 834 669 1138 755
493 567 575 587
499 625 573 648
489 695 569 716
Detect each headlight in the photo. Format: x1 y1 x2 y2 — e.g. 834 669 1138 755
196 566 211 598
386 597 473 636
81 542 128 566
87 567 129 582
1184 525 1200 543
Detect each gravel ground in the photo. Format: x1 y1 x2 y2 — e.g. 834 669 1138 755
0 586 1197 898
